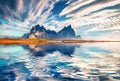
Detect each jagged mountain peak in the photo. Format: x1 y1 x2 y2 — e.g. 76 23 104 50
22 24 80 39
61 25 73 31
30 24 46 34
66 25 72 28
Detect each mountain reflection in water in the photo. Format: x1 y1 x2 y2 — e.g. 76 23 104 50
23 44 78 57
0 43 120 81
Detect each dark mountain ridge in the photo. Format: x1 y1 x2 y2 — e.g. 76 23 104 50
22 24 80 39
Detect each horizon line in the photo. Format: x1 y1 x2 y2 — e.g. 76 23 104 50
0 38 120 45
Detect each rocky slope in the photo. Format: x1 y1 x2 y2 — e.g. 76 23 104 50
22 24 80 39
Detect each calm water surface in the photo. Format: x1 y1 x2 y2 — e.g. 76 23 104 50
0 43 120 81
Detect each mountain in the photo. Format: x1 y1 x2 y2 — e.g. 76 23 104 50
22 24 80 39
58 25 76 38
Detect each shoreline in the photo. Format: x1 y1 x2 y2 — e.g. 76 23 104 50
0 38 120 45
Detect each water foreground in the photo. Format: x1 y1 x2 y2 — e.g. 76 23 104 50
0 42 120 81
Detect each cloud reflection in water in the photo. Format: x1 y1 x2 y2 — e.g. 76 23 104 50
0 43 120 81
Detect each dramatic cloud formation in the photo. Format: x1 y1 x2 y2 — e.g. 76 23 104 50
0 0 120 39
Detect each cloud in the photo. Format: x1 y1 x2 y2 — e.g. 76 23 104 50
0 0 58 22
0 0 120 39
60 0 96 16
0 0 59 37
54 0 120 39
86 16 120 32
59 0 120 26
64 0 120 17
0 29 25 37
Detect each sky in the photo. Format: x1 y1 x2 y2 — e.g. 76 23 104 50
0 0 120 40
